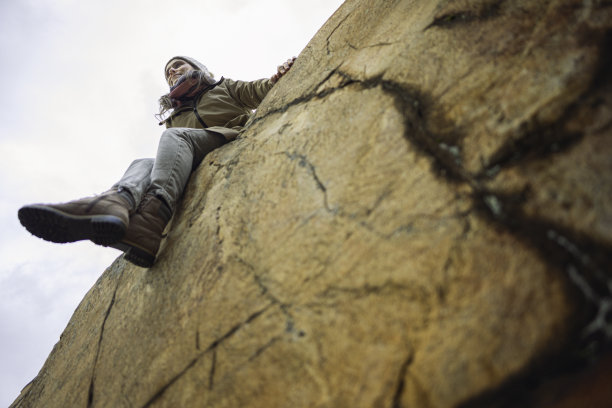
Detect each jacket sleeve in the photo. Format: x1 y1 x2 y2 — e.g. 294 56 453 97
226 78 274 110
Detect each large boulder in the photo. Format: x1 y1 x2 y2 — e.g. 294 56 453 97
12 0 612 407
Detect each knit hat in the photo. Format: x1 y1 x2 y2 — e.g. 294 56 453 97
164 56 215 84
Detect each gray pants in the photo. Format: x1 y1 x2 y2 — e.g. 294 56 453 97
112 128 227 211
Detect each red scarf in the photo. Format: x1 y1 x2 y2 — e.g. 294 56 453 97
169 71 218 108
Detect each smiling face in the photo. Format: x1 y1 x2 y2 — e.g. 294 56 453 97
165 59 193 86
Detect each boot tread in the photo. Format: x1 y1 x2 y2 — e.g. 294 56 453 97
18 204 126 244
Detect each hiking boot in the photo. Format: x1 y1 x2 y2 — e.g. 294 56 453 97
113 194 172 268
18 190 131 245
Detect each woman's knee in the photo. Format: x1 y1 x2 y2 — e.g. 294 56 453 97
131 158 154 166
127 158 154 172
161 127 188 142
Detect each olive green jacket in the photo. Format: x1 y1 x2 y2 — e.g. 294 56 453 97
162 77 273 141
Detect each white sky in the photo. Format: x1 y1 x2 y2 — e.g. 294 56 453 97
0 0 344 405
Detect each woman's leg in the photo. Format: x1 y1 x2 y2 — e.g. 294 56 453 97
120 128 227 267
147 127 227 211
17 158 155 245
18 127 227 267
111 158 155 207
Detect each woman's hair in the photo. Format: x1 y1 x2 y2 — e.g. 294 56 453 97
156 94 174 121
156 67 216 122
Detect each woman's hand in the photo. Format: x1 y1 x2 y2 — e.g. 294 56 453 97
270 57 297 84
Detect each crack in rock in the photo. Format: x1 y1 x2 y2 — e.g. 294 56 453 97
479 128 583 179
392 354 414 408
249 71 359 128
283 152 332 212
214 205 224 246
319 281 419 300
473 188 612 350
88 271 122 408
248 336 282 362
326 12 351 55
348 41 396 50
140 305 272 408
425 0 505 30
235 256 284 305
208 349 217 390
568 266 612 343
234 255 302 339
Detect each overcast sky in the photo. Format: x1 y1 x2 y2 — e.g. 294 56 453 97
0 0 344 405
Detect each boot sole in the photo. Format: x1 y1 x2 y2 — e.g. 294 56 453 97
18 204 126 245
124 248 156 268
107 240 156 268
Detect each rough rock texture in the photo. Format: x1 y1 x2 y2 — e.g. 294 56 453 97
12 0 612 407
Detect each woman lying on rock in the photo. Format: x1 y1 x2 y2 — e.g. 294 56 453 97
18 56 295 268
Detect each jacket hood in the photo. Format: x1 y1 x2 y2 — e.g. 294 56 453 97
165 56 215 85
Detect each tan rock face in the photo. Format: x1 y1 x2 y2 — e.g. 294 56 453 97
11 0 612 407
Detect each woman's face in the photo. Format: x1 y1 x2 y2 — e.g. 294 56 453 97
166 59 193 86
